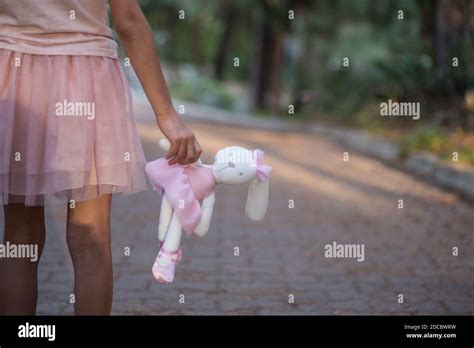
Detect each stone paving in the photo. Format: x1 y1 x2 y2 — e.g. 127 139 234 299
2 105 473 315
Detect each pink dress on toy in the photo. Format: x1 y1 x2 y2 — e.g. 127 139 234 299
146 143 272 284
145 159 217 235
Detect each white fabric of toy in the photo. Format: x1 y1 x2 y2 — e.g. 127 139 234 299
145 138 272 283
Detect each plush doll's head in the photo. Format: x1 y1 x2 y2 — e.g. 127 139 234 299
212 146 271 221
213 146 257 185
157 139 272 222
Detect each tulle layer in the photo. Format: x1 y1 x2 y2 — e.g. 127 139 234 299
0 48 147 206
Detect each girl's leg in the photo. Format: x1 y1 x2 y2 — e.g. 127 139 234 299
66 194 113 315
0 203 46 315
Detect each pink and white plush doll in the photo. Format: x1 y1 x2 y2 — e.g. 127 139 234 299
145 138 272 283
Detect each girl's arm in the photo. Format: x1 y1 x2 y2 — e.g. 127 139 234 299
109 0 201 165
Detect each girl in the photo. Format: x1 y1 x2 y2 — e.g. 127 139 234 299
0 0 202 314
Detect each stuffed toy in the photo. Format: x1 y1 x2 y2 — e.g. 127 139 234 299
145 138 272 283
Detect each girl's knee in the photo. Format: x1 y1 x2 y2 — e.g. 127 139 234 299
66 195 112 260
66 218 110 259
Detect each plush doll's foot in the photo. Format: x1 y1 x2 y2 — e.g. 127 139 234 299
158 240 182 261
152 248 180 284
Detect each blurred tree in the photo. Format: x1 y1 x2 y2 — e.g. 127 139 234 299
135 0 473 128
214 0 238 80
429 0 473 129
250 0 300 112
433 0 469 96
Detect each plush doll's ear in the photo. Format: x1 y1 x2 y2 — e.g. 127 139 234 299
245 177 269 221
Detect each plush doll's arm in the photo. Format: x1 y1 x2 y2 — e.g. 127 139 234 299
194 192 216 237
158 196 173 241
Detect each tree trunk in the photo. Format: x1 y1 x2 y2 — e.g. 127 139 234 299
433 0 464 96
250 8 280 110
214 0 237 80
192 21 205 66
269 30 285 113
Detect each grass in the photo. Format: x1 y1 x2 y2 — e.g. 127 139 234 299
399 126 474 167
343 101 474 168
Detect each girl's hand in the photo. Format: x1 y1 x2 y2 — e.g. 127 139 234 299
157 111 202 165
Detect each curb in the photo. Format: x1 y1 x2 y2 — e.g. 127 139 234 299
174 99 306 133
404 153 474 201
131 89 474 202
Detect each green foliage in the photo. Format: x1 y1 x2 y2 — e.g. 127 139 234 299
136 0 474 130
399 126 474 166
310 2 434 116
400 127 454 156
139 0 222 64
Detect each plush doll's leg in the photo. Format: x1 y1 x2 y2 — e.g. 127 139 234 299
158 197 173 242
162 212 182 252
195 192 215 237
152 212 182 284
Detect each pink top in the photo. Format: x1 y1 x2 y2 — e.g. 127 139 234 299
145 159 218 236
0 0 118 58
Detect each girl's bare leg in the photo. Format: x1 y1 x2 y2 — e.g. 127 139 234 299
66 194 113 315
0 203 46 315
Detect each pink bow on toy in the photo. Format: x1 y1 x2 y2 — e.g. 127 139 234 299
253 149 272 182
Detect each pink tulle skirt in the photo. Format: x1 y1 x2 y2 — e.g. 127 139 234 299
0 48 147 206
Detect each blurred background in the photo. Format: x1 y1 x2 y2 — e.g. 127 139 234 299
28 0 474 315
131 0 474 165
